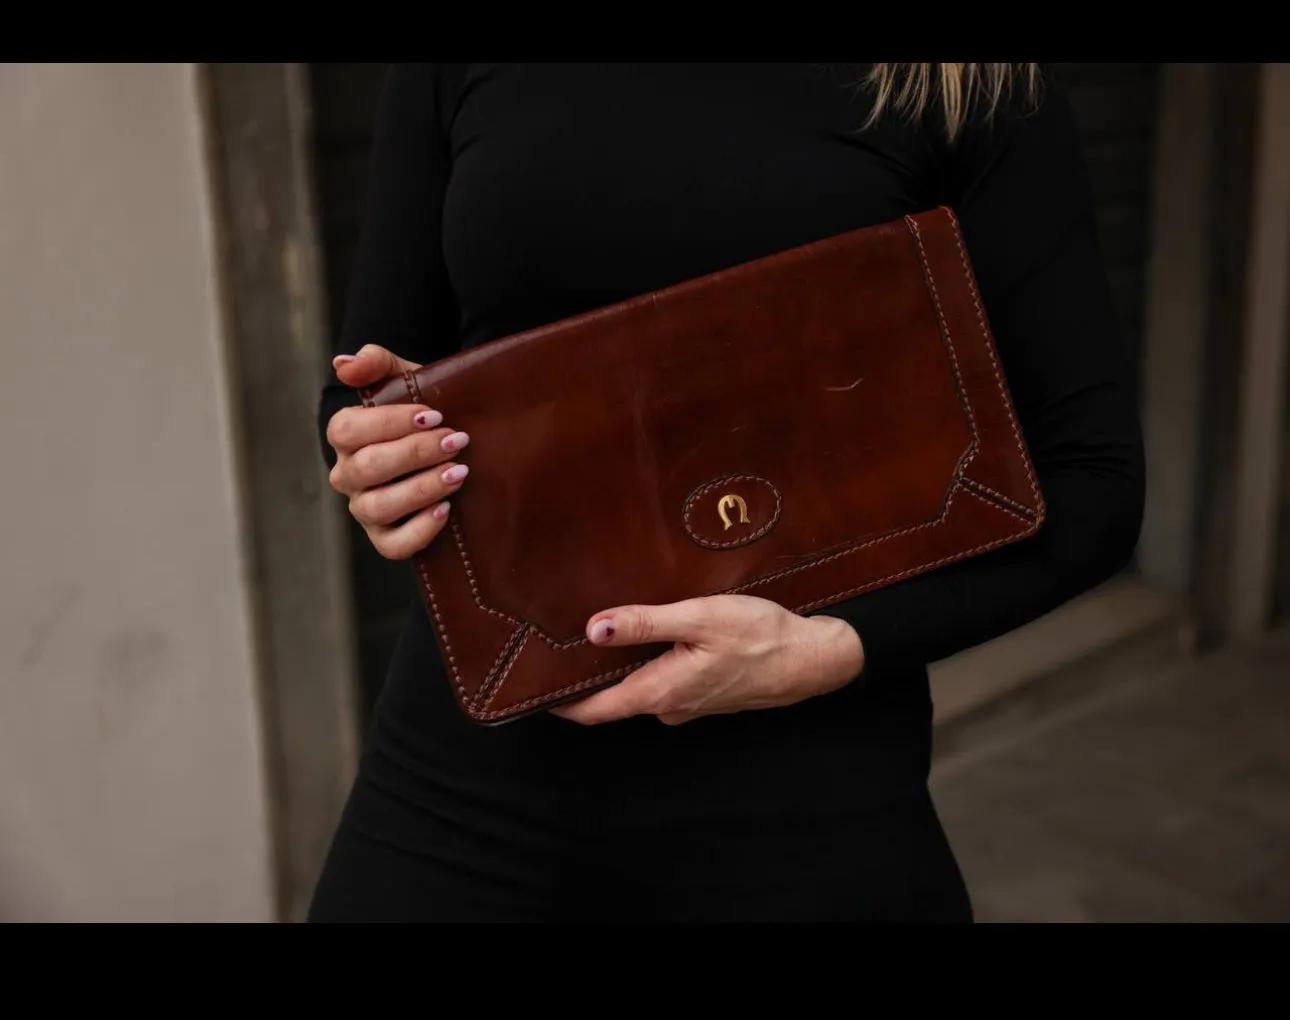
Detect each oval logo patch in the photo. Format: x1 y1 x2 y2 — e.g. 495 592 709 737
683 474 782 550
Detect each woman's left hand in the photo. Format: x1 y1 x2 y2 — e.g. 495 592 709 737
549 594 866 726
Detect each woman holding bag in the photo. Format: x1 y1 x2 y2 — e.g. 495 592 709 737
309 63 1144 922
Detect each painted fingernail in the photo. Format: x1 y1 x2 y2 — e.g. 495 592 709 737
414 409 443 429
441 464 469 485
332 354 357 367
589 619 615 645
441 431 470 453
431 501 451 521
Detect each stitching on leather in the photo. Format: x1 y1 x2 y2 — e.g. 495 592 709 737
475 660 646 720
960 476 1037 520
419 208 1039 717
789 485 1040 616
476 625 531 715
942 207 1042 509
905 214 981 479
402 370 418 405
414 555 489 710
682 474 783 549
447 523 589 649
469 624 526 714
958 479 1035 523
726 485 962 595
466 620 529 714
450 522 522 625
448 522 595 649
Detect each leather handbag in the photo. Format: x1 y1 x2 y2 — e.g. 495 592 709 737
360 206 1044 724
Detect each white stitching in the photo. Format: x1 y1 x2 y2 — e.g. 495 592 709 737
402 370 418 405
790 485 1040 616
958 481 1035 524
413 555 519 711
959 476 1037 520
475 660 646 720
725 490 960 596
477 625 531 715
447 521 608 650
450 522 520 625
905 214 981 479
942 207 1043 509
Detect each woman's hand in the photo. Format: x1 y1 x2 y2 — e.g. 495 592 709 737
550 595 866 726
326 344 471 560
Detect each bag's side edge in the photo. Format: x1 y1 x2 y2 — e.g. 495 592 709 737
934 205 1046 523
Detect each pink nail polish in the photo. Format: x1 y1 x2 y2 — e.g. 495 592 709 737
589 619 615 644
332 354 356 366
414 409 444 429
441 464 469 485
432 501 451 521
441 431 470 453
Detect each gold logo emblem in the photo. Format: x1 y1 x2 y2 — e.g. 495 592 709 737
717 494 751 531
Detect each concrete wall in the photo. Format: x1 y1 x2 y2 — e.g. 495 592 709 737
0 63 274 921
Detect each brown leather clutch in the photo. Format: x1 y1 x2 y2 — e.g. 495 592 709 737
360 206 1044 724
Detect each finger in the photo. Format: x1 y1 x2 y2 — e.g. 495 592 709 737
344 427 471 491
350 462 469 527
550 657 675 725
585 598 717 649
332 344 422 389
367 501 452 560
326 403 443 455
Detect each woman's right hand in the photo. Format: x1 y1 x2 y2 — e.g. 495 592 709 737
326 344 471 560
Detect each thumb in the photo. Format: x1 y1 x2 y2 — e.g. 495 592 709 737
332 344 422 389
586 599 714 649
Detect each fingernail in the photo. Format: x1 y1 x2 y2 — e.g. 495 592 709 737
432 501 451 521
441 431 470 453
332 354 356 367
441 464 469 485
414 409 443 429
589 619 615 645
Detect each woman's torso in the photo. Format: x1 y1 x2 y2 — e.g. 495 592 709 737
364 63 950 826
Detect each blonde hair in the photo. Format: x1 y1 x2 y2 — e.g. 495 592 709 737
865 63 1042 143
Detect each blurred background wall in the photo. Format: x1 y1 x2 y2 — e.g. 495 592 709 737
0 63 274 921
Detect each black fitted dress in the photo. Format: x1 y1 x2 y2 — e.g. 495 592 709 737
308 63 1144 922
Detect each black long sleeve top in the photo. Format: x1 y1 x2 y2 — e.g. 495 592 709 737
318 64 1144 822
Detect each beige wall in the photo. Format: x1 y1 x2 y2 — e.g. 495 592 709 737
0 64 274 920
